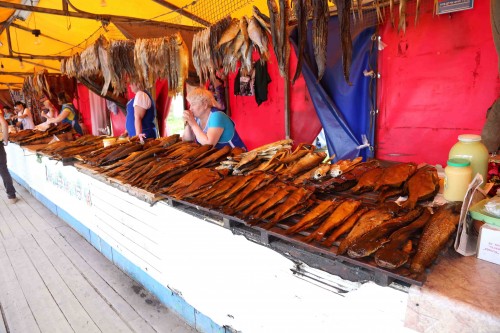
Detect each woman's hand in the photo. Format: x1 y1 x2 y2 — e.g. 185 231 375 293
183 109 196 127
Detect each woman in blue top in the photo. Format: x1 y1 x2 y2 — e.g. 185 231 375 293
182 88 246 150
46 92 83 135
123 82 157 140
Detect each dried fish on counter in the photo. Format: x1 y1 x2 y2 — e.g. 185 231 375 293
347 207 423 258
410 203 461 274
401 165 440 210
375 209 431 269
9 123 73 145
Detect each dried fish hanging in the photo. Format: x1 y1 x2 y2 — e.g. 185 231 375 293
216 14 270 77
22 70 53 100
108 40 138 95
62 53 81 78
96 36 112 96
337 0 353 84
133 33 189 95
192 17 231 83
267 0 291 78
311 0 329 81
79 41 100 78
247 15 270 62
291 0 311 84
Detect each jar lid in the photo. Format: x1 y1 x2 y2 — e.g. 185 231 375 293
458 134 482 142
447 158 471 167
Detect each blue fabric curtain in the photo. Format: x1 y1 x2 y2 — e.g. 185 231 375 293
291 17 377 161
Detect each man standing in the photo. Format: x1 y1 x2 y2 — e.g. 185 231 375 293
0 111 17 203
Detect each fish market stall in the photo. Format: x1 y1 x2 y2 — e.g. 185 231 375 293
6 140 500 332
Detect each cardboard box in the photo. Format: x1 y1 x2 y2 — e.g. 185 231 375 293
477 223 500 265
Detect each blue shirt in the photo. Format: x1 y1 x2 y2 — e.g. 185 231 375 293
197 108 246 150
60 103 83 135
126 91 157 139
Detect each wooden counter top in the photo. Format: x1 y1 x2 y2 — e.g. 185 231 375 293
405 250 500 332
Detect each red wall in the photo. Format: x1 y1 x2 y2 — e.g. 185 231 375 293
228 46 320 150
377 1 499 165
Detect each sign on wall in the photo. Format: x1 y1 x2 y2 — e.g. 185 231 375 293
438 0 474 14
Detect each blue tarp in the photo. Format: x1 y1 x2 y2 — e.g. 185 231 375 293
291 17 377 161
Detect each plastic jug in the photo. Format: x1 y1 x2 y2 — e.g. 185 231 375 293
449 134 489 187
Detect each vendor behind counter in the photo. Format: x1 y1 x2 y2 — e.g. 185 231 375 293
182 87 246 150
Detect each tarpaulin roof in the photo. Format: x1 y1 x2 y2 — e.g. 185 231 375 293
0 0 271 90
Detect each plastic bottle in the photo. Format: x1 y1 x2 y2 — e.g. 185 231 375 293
448 134 489 187
444 158 472 201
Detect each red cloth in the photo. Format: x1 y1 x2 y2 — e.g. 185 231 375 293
377 1 500 165
228 46 321 150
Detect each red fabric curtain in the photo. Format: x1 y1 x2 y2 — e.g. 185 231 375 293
76 83 92 135
228 47 321 150
377 1 499 165
155 79 172 137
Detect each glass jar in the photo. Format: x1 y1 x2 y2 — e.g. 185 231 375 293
444 158 472 201
449 134 489 187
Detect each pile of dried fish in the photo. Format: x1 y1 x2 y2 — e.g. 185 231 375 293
26 133 451 277
105 143 232 192
37 135 104 160
9 123 73 145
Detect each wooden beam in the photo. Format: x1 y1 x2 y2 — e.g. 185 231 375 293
0 1 200 31
22 60 60 71
0 82 22 86
10 23 84 50
150 0 211 27
6 26 13 56
0 12 16 36
0 71 31 76
0 53 63 61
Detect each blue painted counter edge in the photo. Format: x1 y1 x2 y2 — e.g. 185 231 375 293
11 171 229 333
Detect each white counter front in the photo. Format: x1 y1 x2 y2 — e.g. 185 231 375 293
13 143 493 333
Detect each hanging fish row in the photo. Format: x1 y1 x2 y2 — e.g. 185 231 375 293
60 33 189 96
22 69 52 100
192 8 271 83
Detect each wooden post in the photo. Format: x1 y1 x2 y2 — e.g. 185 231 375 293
224 77 231 117
284 71 290 139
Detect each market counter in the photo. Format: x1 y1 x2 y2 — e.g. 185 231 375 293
6 143 500 332
406 251 500 332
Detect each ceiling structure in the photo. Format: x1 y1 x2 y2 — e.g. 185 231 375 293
0 0 385 91
0 0 270 90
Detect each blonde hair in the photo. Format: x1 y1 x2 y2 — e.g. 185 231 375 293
186 88 216 107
